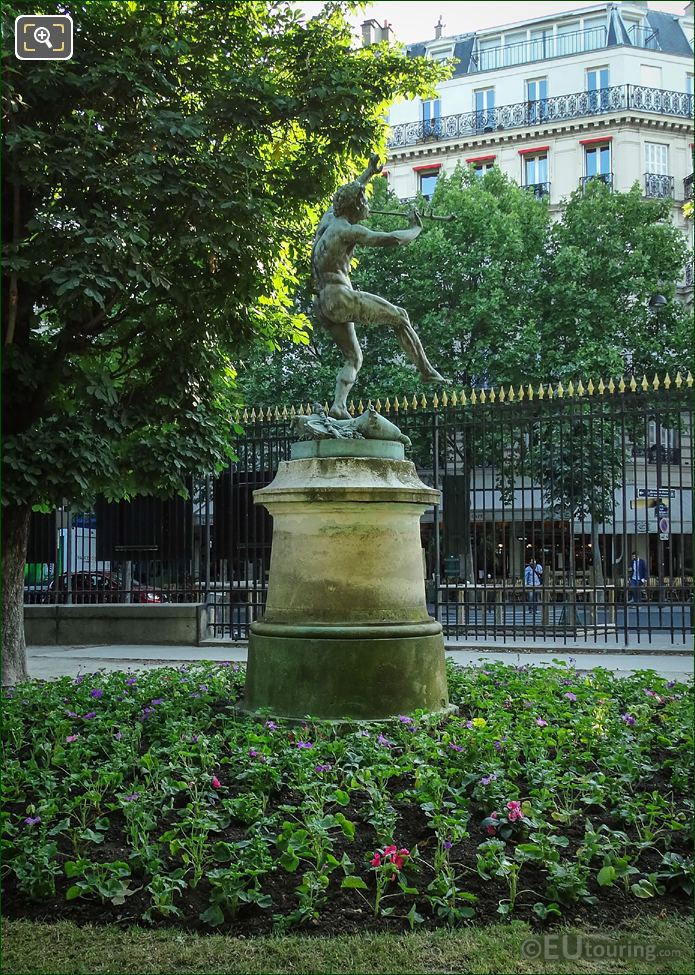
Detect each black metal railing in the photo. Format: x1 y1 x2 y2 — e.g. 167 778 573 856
470 27 607 73
24 380 694 648
685 261 694 288
627 24 660 50
644 173 674 198
523 182 551 199
388 85 694 148
685 173 694 199
580 173 613 191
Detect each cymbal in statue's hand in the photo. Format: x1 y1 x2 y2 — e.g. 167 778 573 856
368 153 383 176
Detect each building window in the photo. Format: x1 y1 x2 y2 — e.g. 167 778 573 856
418 170 439 200
526 77 548 124
686 73 693 95
583 142 612 188
474 87 495 133
422 98 441 138
644 143 672 198
582 16 606 51
556 21 580 56
477 37 501 71
468 157 495 179
502 30 527 66
523 154 549 197
587 67 610 112
529 27 553 60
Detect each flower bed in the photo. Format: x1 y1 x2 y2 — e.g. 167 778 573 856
2 661 692 934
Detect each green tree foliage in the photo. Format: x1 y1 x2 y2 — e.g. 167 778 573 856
1 0 443 681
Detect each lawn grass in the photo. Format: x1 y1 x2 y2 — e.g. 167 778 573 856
2 917 693 974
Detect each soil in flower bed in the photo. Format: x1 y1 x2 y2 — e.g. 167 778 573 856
3 661 692 935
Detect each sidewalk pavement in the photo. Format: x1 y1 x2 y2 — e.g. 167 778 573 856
27 642 693 682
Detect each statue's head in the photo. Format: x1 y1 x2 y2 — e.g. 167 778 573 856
333 181 369 223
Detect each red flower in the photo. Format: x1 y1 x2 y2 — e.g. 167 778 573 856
211 775 221 789
370 852 382 867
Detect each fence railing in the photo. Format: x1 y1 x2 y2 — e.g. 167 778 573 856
24 373 694 647
388 85 694 149
644 173 674 199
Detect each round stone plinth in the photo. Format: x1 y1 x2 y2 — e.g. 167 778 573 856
290 439 405 461
244 620 448 721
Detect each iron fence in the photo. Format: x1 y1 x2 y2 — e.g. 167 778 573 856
387 85 694 149
644 173 674 198
24 375 694 647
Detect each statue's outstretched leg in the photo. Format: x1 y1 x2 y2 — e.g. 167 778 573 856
320 319 363 419
351 290 450 384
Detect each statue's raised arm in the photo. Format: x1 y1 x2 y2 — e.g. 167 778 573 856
311 156 449 420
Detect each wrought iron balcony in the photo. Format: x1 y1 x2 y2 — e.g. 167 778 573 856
523 182 551 199
685 261 694 288
685 173 694 199
627 24 660 50
644 173 674 199
470 27 607 73
387 85 694 149
579 173 613 191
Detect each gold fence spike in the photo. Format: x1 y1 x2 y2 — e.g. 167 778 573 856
652 373 660 390
289 405 296 417
516 384 523 400
508 386 515 402
384 397 391 413
489 388 496 402
663 373 671 389
440 391 448 407
608 377 615 393
356 399 364 413
629 376 637 392
617 377 625 393
375 398 382 412
479 389 486 403
597 378 605 394
296 404 304 416
675 371 683 387
460 389 468 405
499 386 506 402
281 405 288 419
432 392 439 408
577 380 585 396
556 382 564 398
687 371 693 387
588 378 595 395
349 400 356 415
323 402 330 413
366 399 372 410
418 393 425 408
450 390 458 406
392 397 399 413
272 406 279 419
411 395 418 410
470 389 478 404
567 380 575 397
538 383 545 399
527 383 534 400
401 396 408 412
251 407 259 421
641 374 649 391
242 409 249 422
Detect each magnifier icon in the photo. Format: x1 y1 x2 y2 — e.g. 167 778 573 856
33 26 53 48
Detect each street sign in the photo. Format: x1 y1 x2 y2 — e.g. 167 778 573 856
637 488 676 499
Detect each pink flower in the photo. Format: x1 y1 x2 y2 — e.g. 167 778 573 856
535 718 548 727
506 800 523 822
65 734 80 743
370 852 382 867
211 775 221 789
564 692 577 702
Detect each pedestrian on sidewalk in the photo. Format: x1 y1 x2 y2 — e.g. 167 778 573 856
524 557 543 617
628 551 647 603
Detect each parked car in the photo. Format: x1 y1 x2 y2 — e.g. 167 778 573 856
45 572 166 604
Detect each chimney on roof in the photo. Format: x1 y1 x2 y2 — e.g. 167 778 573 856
361 18 379 47
378 20 394 43
434 16 445 40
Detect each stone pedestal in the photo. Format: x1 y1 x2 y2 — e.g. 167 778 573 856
243 440 449 720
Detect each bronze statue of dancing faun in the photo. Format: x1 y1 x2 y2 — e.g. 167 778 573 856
311 154 449 420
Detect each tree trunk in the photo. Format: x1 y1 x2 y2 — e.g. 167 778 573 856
2 504 31 686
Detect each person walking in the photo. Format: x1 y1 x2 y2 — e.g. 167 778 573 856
628 551 648 603
524 557 543 618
